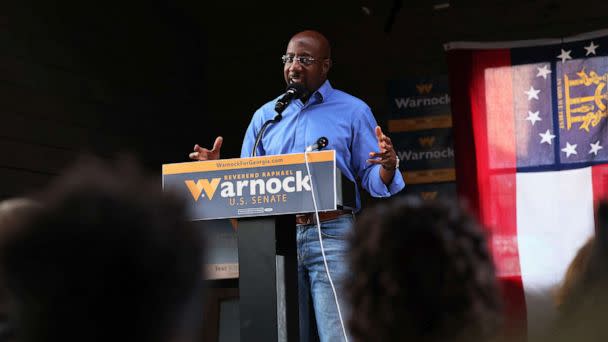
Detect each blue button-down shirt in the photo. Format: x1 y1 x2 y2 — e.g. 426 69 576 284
241 80 405 210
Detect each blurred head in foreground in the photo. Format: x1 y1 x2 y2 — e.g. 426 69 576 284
347 196 502 342
552 200 608 341
0 157 205 342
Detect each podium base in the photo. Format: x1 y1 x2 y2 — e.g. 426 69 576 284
238 215 299 342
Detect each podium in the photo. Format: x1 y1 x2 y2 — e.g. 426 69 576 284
162 151 354 342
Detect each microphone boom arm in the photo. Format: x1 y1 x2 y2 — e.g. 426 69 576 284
251 114 281 157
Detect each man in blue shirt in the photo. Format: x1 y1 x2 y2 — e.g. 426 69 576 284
190 30 405 341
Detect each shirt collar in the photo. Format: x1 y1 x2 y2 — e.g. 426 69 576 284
311 80 333 103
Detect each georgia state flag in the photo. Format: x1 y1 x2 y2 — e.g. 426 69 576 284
446 29 608 338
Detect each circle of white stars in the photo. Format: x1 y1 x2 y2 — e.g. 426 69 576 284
538 40 606 161
519 40 606 162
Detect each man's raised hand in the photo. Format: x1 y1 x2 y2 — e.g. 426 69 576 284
189 136 223 161
367 126 397 170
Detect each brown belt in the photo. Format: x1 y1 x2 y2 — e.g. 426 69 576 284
295 210 352 225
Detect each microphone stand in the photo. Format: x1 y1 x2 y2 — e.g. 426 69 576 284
251 113 281 157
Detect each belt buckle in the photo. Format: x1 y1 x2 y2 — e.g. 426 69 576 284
296 213 313 225
306 213 317 225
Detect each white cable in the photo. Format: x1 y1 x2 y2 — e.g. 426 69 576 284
304 151 349 342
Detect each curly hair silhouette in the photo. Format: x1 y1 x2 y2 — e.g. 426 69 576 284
347 196 502 342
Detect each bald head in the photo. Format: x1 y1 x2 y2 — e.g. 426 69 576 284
283 30 332 95
289 30 331 59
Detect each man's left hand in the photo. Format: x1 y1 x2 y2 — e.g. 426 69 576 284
367 126 398 170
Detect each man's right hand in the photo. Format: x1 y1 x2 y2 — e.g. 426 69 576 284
189 136 223 161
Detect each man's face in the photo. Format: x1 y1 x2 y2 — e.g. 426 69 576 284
283 35 330 94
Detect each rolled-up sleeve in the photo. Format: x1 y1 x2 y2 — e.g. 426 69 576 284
366 164 405 197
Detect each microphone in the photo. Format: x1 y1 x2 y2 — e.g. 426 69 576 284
274 83 308 115
305 137 329 152
251 84 307 157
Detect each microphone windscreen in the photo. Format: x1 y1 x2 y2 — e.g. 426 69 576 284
318 137 328 149
286 83 308 99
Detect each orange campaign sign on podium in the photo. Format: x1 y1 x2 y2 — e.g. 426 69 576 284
162 150 353 220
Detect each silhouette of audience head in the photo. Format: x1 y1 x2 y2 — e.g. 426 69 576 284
551 200 608 340
554 237 594 311
0 157 205 342
0 198 40 342
0 199 39 233
347 196 502 342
